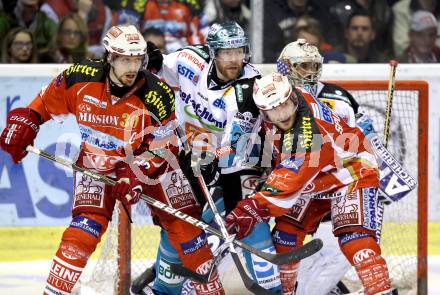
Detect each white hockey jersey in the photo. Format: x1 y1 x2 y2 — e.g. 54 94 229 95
312 81 358 127
159 45 262 173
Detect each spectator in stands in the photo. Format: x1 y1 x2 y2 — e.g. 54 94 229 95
398 10 440 63
40 13 88 63
143 27 167 54
1 27 38 63
41 0 111 58
329 0 393 54
142 0 204 53
204 0 251 31
291 15 350 63
262 0 339 62
291 15 332 52
40 0 78 23
343 10 388 63
0 0 57 61
108 0 147 27
393 0 440 57
1 0 17 14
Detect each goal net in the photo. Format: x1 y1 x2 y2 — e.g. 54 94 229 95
331 80 428 295
74 80 428 295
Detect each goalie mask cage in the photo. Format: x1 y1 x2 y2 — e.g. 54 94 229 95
73 80 428 295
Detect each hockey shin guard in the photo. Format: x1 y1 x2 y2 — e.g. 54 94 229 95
43 213 107 295
272 226 305 295
338 233 392 295
151 230 186 295
241 223 282 292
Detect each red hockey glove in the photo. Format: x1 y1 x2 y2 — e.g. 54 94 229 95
225 198 270 240
0 108 41 163
112 161 143 206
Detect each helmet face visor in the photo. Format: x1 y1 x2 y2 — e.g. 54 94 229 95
281 56 323 85
215 47 248 62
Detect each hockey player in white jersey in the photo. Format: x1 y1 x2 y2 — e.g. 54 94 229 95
131 21 282 294
276 39 409 295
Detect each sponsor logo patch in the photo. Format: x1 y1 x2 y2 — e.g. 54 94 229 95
178 64 199 85
74 174 105 208
181 232 207 255
158 258 185 285
66 64 99 77
273 230 296 247
78 112 119 126
311 102 333 123
362 188 377 230
353 248 376 264
339 232 370 245
286 197 310 220
83 95 107 109
47 257 83 293
60 243 88 261
332 192 361 230
251 246 280 289
70 215 102 238
165 171 197 210
144 88 171 120
181 91 226 131
79 124 124 150
178 51 205 70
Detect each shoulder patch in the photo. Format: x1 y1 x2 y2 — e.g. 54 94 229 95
140 72 175 122
64 59 105 88
183 45 211 62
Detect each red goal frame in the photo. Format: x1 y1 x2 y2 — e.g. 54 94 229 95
115 80 429 295
328 80 428 295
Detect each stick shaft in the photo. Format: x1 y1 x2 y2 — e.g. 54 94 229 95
383 60 398 147
25 145 292 263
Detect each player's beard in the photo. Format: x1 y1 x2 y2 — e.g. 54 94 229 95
274 116 295 131
110 66 138 87
215 59 243 81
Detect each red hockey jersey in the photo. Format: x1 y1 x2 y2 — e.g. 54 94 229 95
255 87 379 217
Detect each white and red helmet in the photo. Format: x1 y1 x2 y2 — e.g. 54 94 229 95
103 25 147 57
253 73 299 126
253 73 296 110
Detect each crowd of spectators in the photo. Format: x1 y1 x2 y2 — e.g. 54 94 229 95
0 0 438 64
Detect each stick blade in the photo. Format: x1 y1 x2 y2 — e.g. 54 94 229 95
263 238 323 265
169 263 209 283
131 266 156 293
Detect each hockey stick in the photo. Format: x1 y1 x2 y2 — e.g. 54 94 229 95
175 125 280 293
26 145 322 265
376 60 398 243
383 60 398 147
199 178 277 295
168 240 231 285
172 185 280 294
24 146 134 223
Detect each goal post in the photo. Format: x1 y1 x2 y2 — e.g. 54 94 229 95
75 80 429 295
327 80 428 295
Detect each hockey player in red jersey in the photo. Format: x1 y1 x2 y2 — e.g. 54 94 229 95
225 72 394 295
0 24 223 295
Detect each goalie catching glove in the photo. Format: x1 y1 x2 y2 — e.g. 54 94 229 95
0 107 42 163
225 198 270 240
112 161 144 206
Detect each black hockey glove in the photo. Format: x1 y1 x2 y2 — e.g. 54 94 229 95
146 41 163 73
178 150 220 186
